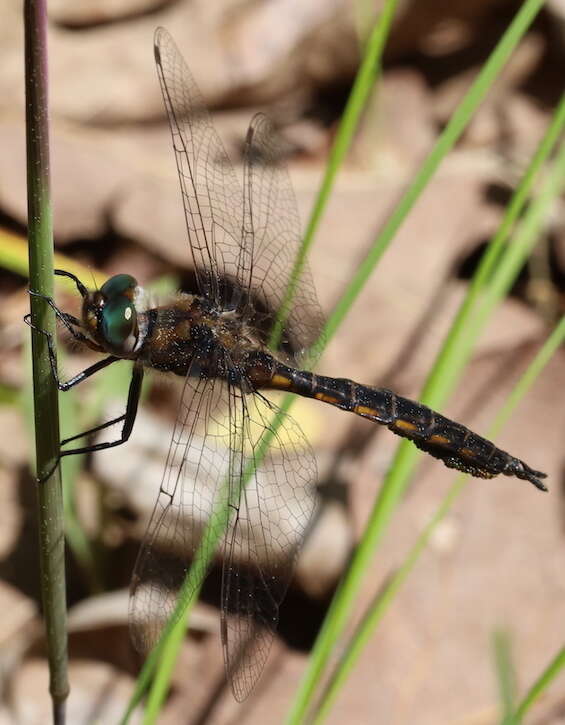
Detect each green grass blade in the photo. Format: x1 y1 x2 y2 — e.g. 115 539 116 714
141 618 186 723
321 0 546 346
468 139 565 336
494 631 517 724
311 478 468 724
0 226 106 288
311 313 565 723
140 493 242 721
268 0 400 351
308 148 565 723
512 646 565 722
418 90 565 407
24 0 69 719
286 2 546 720
492 319 565 434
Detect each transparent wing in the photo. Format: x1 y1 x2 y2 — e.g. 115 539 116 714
154 27 244 305
129 358 318 700
221 387 318 701
155 28 325 359
242 113 325 362
129 358 231 653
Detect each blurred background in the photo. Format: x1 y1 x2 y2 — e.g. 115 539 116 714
1 0 564 722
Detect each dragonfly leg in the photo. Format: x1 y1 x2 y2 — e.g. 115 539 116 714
25 311 117 391
25 286 114 390
28 290 84 336
38 363 144 483
60 412 126 447
59 363 144 459
53 268 90 298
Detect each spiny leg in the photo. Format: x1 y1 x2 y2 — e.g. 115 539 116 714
59 363 144 459
53 268 90 298
38 363 144 483
28 289 86 338
26 289 142 477
24 318 118 391
25 291 108 390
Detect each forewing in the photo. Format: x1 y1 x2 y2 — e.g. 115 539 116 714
154 31 324 358
242 113 325 362
129 359 232 654
154 27 244 305
221 388 318 701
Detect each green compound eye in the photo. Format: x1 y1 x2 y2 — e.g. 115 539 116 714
101 274 137 299
99 274 138 350
101 297 136 349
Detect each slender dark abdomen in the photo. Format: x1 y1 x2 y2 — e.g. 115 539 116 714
256 357 547 491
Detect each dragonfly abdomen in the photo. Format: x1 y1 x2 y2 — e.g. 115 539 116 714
263 361 547 491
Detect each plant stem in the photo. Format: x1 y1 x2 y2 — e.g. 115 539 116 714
24 0 69 721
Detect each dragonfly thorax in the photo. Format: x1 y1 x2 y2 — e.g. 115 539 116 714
137 293 264 380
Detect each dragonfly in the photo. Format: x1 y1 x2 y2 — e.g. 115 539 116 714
27 27 547 701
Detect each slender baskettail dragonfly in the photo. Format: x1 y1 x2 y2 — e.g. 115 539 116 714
27 27 547 701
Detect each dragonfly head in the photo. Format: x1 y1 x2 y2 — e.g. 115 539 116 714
82 274 141 356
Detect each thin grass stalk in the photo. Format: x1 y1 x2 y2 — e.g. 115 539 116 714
413 117 565 433
268 0 400 351
24 0 69 721
311 313 565 723
10 225 105 589
286 2 546 721
305 142 565 725
494 631 518 724
321 0 546 346
417 90 565 407
141 615 185 722
467 139 565 336
512 646 565 722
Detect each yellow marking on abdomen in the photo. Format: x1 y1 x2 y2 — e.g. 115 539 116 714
315 392 340 404
393 419 418 433
354 405 378 417
459 447 475 457
272 374 292 388
428 434 450 445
